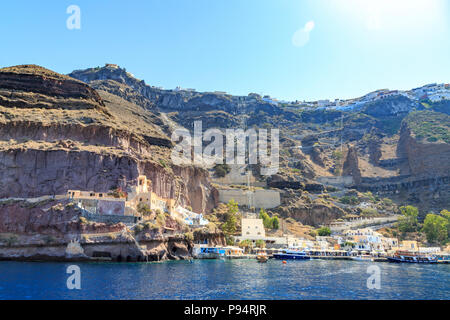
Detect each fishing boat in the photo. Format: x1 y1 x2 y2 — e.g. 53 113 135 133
387 250 438 264
273 249 311 260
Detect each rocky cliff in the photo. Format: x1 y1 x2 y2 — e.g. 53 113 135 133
68 64 300 131
0 64 217 213
397 111 450 178
0 199 224 262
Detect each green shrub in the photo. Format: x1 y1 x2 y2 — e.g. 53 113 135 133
255 239 266 248
317 227 331 236
184 232 194 242
422 213 448 244
339 196 360 205
137 203 152 216
213 164 231 177
222 199 239 235
397 205 419 233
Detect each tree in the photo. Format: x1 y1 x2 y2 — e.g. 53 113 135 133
422 213 448 244
214 164 231 178
317 227 331 236
255 239 266 248
225 235 235 246
272 216 280 230
441 209 450 237
397 205 419 233
137 203 151 216
238 239 253 249
222 199 239 235
259 208 272 229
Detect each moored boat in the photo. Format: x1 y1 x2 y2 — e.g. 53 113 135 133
273 249 311 260
256 255 268 263
387 250 438 264
350 254 374 262
436 253 450 264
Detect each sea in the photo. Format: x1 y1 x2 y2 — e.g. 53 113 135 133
0 259 448 300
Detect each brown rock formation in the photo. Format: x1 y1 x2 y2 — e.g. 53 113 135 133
276 201 345 227
368 138 382 165
342 145 361 185
397 124 450 178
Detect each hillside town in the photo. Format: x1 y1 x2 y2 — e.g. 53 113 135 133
68 175 209 228
63 174 450 263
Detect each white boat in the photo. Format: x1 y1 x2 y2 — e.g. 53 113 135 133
350 254 374 262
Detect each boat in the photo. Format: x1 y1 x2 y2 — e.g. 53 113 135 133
256 255 268 263
254 248 269 262
350 254 374 262
436 253 450 264
306 249 351 260
387 250 438 264
273 249 311 260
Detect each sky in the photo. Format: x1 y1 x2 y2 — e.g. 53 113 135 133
0 0 449 101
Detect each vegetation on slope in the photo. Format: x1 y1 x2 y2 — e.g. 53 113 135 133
404 110 450 143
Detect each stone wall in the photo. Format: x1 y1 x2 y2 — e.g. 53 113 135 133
82 212 139 225
218 189 281 209
317 176 354 187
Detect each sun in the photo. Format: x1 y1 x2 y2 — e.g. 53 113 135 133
332 0 445 32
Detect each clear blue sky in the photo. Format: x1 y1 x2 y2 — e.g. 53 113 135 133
1 0 449 101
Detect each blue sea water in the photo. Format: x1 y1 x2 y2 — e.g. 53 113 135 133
0 259 448 300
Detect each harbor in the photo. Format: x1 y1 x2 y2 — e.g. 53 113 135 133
192 245 449 264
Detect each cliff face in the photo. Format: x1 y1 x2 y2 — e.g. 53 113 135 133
274 199 345 227
397 118 450 178
0 199 225 262
0 200 124 236
68 64 300 131
0 65 106 111
0 64 217 213
362 96 422 117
